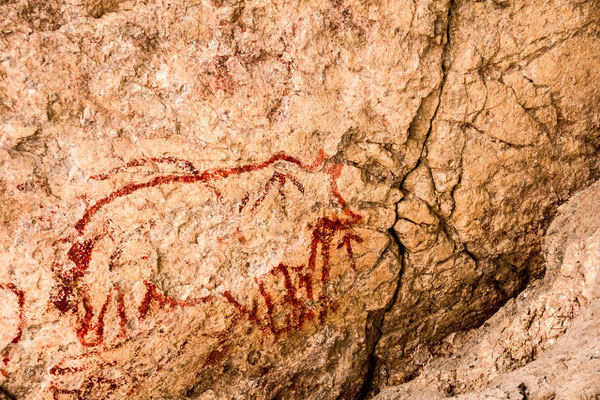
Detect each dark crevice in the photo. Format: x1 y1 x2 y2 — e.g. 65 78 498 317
0 386 17 400
517 382 529 400
398 0 455 196
357 229 406 400
356 1 456 397
357 2 456 397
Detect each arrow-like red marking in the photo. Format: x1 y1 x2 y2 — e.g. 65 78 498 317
337 233 364 271
250 172 305 212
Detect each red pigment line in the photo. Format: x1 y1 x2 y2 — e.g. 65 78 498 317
75 152 333 234
324 163 363 224
0 282 26 362
205 183 223 200
222 290 262 329
325 163 346 208
250 172 303 212
50 385 79 400
271 264 315 330
222 216 352 337
238 193 250 212
89 156 199 181
115 286 127 338
306 149 329 172
77 290 112 347
256 279 282 335
292 266 314 301
50 364 87 376
82 375 123 398
63 216 358 347
75 279 200 347
51 217 364 382
337 233 364 271
50 359 114 376
286 174 305 194
75 175 202 233
138 281 215 320
250 174 277 212
306 217 351 322
138 281 175 319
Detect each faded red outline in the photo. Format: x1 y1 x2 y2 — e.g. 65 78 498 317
0 282 25 378
49 150 365 397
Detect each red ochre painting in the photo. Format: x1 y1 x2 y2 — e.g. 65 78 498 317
0 283 25 379
30 151 369 398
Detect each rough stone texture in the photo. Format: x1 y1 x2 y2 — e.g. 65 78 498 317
0 0 598 399
0 1 439 398
371 0 600 392
375 178 600 400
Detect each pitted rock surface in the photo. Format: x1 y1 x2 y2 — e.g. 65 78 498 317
0 0 598 399
375 179 600 400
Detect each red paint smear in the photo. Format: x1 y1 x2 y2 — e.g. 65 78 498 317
115 286 127 338
89 156 199 181
235 227 247 245
49 354 123 399
238 192 250 213
50 359 115 377
204 342 232 367
138 281 215 320
50 375 124 400
50 239 96 314
0 283 25 344
0 282 25 370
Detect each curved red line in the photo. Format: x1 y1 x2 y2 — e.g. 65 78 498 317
76 151 344 234
89 156 200 181
0 282 25 368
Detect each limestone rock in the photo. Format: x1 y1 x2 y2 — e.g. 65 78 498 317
372 0 600 390
0 0 598 399
375 179 600 400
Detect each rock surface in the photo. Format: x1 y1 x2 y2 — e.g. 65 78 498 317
0 0 598 399
375 178 600 400
371 0 600 391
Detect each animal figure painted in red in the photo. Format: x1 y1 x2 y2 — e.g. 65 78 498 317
48 151 364 398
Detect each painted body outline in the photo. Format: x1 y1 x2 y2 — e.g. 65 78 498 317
48 151 364 398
